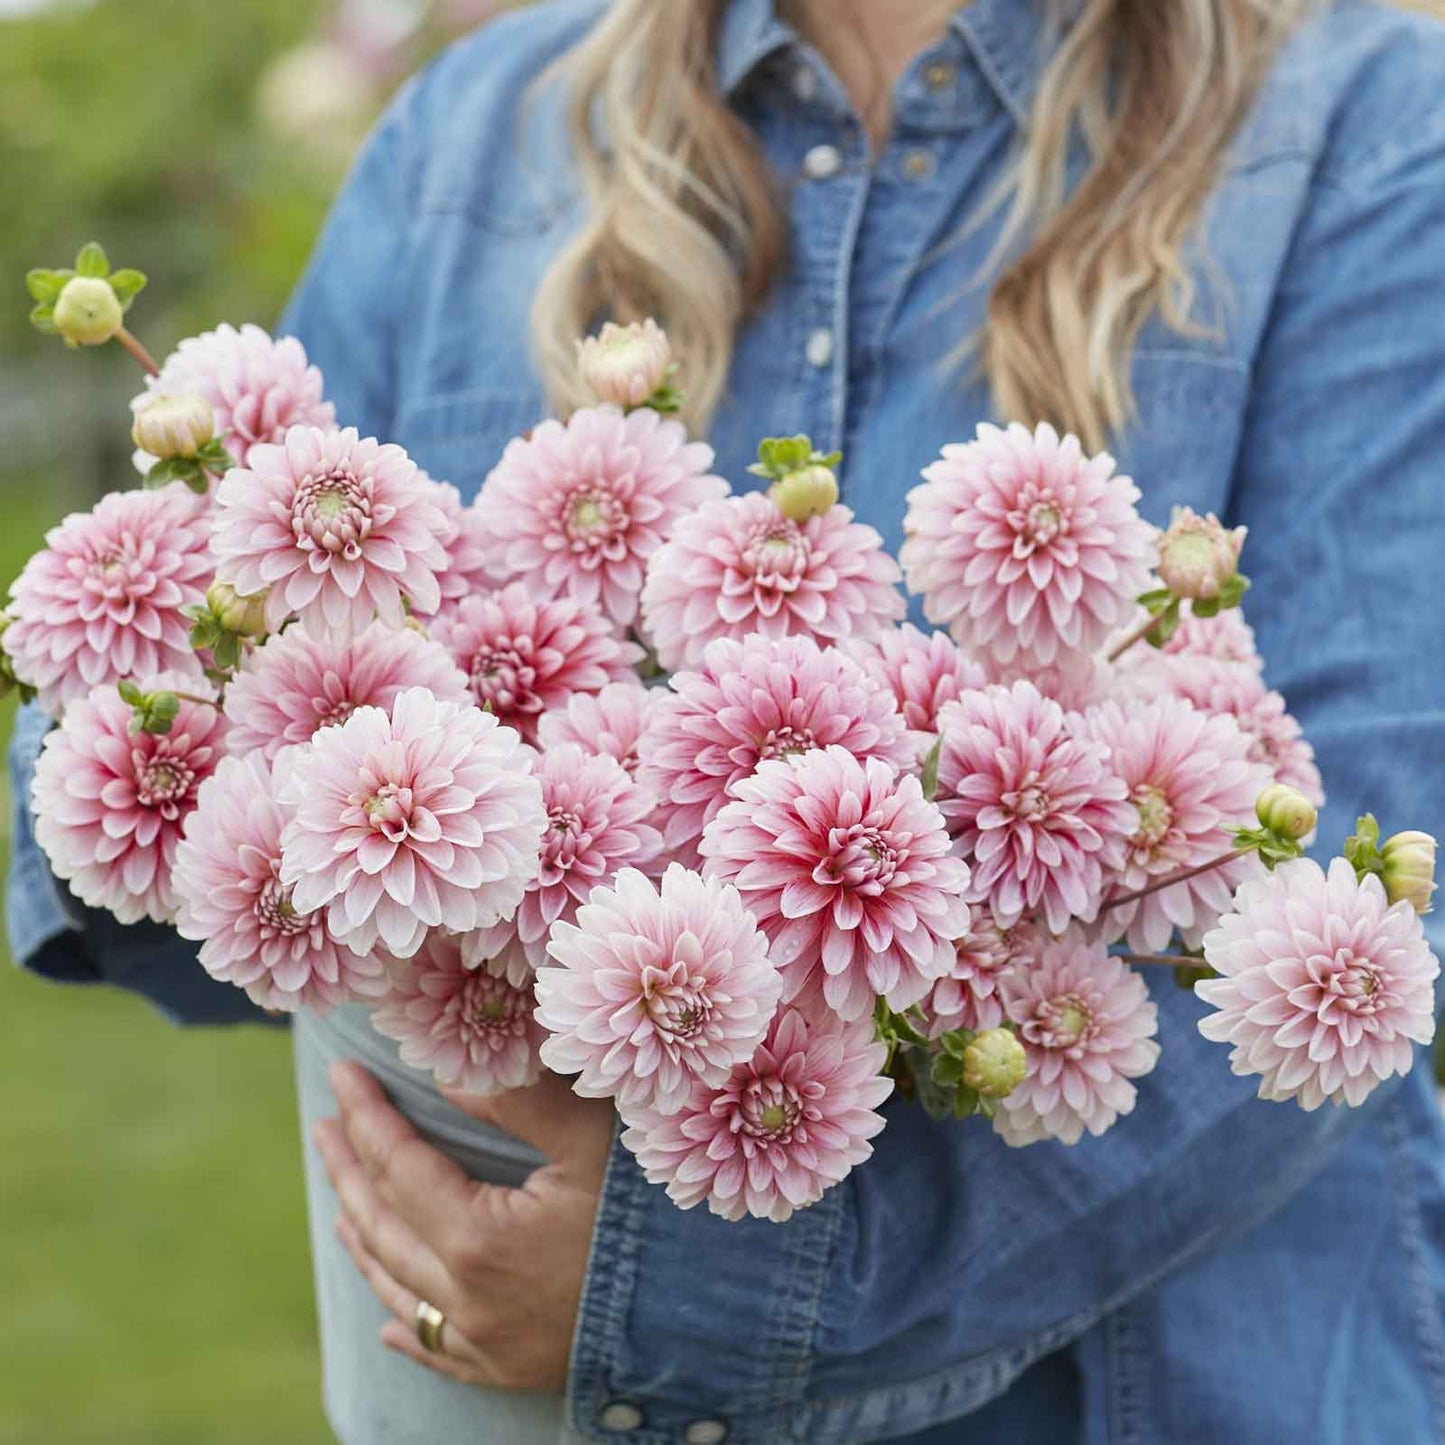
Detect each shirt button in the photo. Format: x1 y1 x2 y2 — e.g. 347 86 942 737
923 60 956 91
901 148 936 182
805 328 835 369
802 143 842 180
597 1401 644 1432
684 1422 730 1445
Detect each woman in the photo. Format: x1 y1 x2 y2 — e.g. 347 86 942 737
11 0 1445 1440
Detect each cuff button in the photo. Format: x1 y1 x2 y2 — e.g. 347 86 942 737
683 1421 729 1445
598 1401 645 1432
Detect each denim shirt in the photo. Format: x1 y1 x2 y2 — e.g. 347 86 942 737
10 0 1445 1439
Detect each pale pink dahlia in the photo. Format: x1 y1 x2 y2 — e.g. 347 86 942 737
224 621 472 765
171 752 386 1011
536 679 651 776
640 491 905 673
507 744 663 969
919 918 1043 1037
1162 604 1261 669
31 675 227 924
1087 696 1271 953
422 478 502 616
278 687 547 958
993 933 1160 1147
1197 857 1438 1109
844 623 988 761
901 422 1156 667
475 404 727 628
131 323 334 472
5 487 211 713
536 864 782 1112
1155 657 1324 807
935 682 1136 934
637 634 912 868
429 584 643 745
700 748 971 1021
370 933 545 1096
212 425 450 641
619 1002 893 1223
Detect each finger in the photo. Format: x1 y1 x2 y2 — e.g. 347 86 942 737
439 1071 615 1176
380 1318 491 1387
314 1116 457 1310
329 1063 492 1245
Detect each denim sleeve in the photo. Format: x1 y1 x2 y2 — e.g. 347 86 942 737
568 117 1445 1428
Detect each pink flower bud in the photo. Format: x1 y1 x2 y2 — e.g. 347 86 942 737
1381 830 1437 915
53 276 124 347
962 1026 1028 1098
132 393 216 459
1255 782 1317 841
575 318 672 408
1156 506 1246 601
768 463 839 522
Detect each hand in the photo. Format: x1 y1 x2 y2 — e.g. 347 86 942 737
314 1061 615 1392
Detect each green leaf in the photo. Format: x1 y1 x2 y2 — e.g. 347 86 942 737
26 268 68 303
75 242 110 278
920 735 942 802
211 635 240 672
1190 595 1221 619
1218 571 1250 610
145 457 205 492
747 435 841 481
1144 596 1182 648
107 268 147 309
197 439 233 470
117 679 144 706
28 303 57 335
1173 961 1217 990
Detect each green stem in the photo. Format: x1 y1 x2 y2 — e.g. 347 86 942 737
1119 952 1198 968
115 326 159 376
1105 608 1165 663
1099 845 1252 913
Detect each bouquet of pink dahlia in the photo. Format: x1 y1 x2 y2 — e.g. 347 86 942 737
7 246 1439 1224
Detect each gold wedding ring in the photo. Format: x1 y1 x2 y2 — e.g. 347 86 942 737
414 1298 447 1354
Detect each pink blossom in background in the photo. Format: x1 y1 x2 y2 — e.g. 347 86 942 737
641 491 905 673
536 864 782 1112
844 623 987 762
1162 604 1261 669
475 404 727 628
536 679 652 776
131 323 334 472
171 752 385 1011
31 675 227 925
901 421 1156 668
919 919 1044 1037
509 744 663 969
212 425 450 641
421 477 502 616
993 933 1160 1147
278 687 547 958
224 620 472 765
370 933 545 1096
619 1002 892 1222
983 649 1116 713
935 682 1136 934
430 583 643 745
457 924 535 989
1197 857 1438 1110
700 748 971 1021
1087 695 1271 954
637 633 911 868
4 487 211 713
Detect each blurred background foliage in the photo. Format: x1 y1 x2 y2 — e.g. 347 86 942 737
0 1 507 1439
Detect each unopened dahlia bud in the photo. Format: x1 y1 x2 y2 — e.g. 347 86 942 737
1156 506 1246 602
769 463 839 522
576 319 673 408
0 610 27 702
1255 783 1318 842
1381 831 1437 915
962 1027 1027 1098
52 276 124 347
132 393 215 459
206 582 267 639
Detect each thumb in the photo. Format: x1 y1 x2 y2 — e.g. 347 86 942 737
440 1071 616 1178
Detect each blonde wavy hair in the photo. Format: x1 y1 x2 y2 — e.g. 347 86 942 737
530 0 1420 449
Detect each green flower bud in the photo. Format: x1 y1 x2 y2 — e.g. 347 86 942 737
1380 830 1437 915
961 1027 1027 1099
52 276 124 347
0 610 30 703
205 582 268 639
769 463 839 522
133 393 215 460
1254 782 1317 842
1156 506 1246 602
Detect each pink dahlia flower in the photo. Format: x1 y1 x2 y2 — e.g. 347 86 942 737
1163 604 1261 669
31 675 227 924
640 491 905 673
844 623 987 762
475 404 727 628
536 864 782 1112
212 425 450 641
536 679 651 776
993 933 1160 1146
507 744 663 969
171 752 386 1011
1197 857 1438 1110
935 682 1136 934
422 478 502 616
901 422 1156 668
277 687 547 958
920 919 1043 1037
637 634 912 868
429 583 643 745
224 621 472 765
5 487 211 713
619 1002 893 1223
131 323 334 472
1087 695 1271 953
370 933 545 1096
700 748 971 1021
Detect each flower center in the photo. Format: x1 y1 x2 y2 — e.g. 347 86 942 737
1130 784 1174 852
255 872 311 938
644 978 714 1042
134 753 197 819
1026 501 1063 543
362 782 413 841
1001 772 1051 821
562 487 627 552
469 646 539 718
313 698 356 732
758 724 818 762
1028 992 1094 1050
292 468 371 559
738 1076 802 1141
741 521 808 589
461 971 529 1038
1313 949 1388 1015
823 824 899 892
1007 485 1072 556
541 805 588 875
